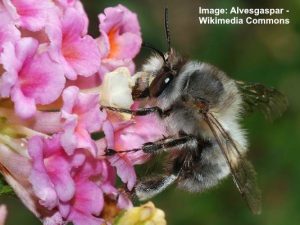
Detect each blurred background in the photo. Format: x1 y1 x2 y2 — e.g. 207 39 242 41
1 0 300 224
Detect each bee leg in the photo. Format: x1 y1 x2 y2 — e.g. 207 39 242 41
103 136 198 156
100 106 167 116
142 135 198 154
135 174 178 200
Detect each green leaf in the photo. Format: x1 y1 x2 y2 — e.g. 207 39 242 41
0 175 14 196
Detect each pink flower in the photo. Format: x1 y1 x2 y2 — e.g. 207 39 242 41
28 135 75 209
97 4 142 77
0 38 65 119
0 14 20 52
53 0 88 34
49 8 100 80
2 0 53 32
65 159 106 225
0 2 161 224
66 180 104 225
0 143 63 224
104 112 167 190
61 86 105 156
28 134 118 225
54 0 76 8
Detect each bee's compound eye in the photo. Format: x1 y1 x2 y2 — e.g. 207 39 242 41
149 72 174 97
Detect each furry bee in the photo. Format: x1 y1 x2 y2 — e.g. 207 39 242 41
103 9 287 214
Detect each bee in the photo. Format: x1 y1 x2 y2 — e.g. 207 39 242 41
103 9 287 214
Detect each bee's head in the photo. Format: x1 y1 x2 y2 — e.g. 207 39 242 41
132 8 187 101
143 49 186 97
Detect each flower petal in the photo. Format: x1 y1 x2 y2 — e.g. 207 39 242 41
60 8 100 79
61 86 103 156
109 155 136 191
11 88 37 119
0 205 7 225
3 0 52 31
28 136 58 209
62 36 100 78
19 52 65 105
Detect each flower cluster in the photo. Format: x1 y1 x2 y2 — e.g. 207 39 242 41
0 1 166 225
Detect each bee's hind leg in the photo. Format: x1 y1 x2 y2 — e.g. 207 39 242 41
135 173 178 201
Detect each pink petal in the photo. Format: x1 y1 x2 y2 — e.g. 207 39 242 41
1 38 66 119
3 0 52 31
99 58 135 77
61 86 103 155
0 43 17 87
11 88 37 119
14 37 38 68
73 180 104 215
45 156 75 202
99 4 140 34
62 8 86 42
113 32 142 59
66 160 106 225
67 183 104 225
117 4 141 33
28 136 58 209
58 202 71 219
42 211 63 225
60 116 78 155
109 156 136 191
0 144 42 218
54 0 76 8
73 1 89 35
18 51 65 105
98 4 142 61
0 38 38 98
62 36 101 78
98 6 123 33
117 193 133 209
1 0 19 22
97 31 110 59
66 73 102 89
0 15 20 52
0 205 7 225
1 37 38 78
45 9 63 63
60 8 100 79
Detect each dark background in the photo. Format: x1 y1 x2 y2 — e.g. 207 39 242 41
1 0 300 224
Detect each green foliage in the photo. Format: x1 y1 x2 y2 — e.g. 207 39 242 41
0 176 13 196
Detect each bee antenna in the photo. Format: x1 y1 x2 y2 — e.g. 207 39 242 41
142 42 167 64
164 7 171 53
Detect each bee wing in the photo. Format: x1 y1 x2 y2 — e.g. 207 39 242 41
235 80 288 120
204 113 262 214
